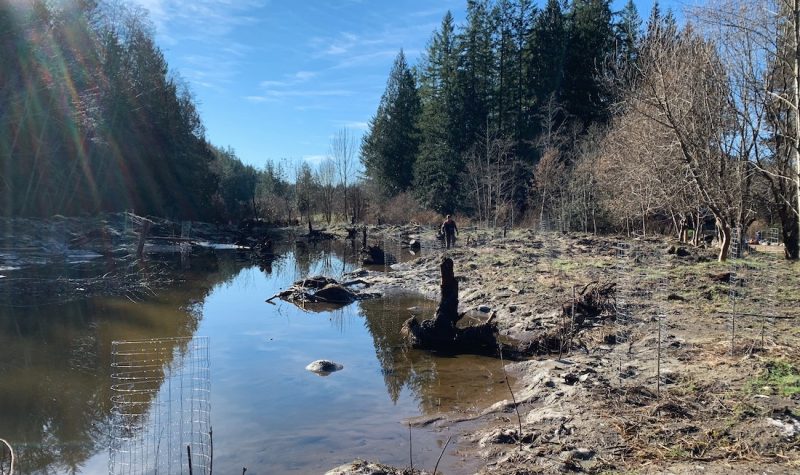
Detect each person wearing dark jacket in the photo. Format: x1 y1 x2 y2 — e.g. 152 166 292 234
440 215 458 249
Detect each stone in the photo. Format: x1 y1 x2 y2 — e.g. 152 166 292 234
305 360 344 376
573 447 595 460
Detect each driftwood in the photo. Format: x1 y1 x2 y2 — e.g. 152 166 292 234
401 257 498 355
561 281 617 325
266 276 376 309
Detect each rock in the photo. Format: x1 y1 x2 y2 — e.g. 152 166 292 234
409 239 421 251
675 247 691 257
666 245 677 255
325 459 415 475
710 272 732 283
563 372 580 385
478 305 492 313
305 360 343 376
573 447 595 460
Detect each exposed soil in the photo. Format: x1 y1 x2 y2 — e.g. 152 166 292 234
329 226 800 474
3 216 798 473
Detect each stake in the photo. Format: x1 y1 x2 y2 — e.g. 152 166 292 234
432 436 452 475
559 306 565 360
408 424 413 471
499 345 523 451
731 298 736 355
187 445 193 475
657 314 662 399
209 427 213 475
569 285 576 354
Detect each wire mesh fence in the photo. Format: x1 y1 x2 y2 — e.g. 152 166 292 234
109 336 211 475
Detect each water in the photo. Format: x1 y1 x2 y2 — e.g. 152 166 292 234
0 241 510 474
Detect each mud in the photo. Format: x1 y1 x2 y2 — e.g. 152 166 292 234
334 226 800 474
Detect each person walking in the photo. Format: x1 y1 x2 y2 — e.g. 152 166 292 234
440 214 458 249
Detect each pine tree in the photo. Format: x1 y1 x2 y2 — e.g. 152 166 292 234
525 0 567 122
414 12 462 213
615 0 641 69
456 0 494 149
360 50 421 196
562 0 615 126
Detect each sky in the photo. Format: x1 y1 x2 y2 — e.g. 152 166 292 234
130 0 685 170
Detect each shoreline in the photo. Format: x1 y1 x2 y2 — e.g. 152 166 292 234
330 226 800 474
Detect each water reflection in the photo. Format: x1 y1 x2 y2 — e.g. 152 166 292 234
0 240 505 474
0 254 244 474
360 296 514 416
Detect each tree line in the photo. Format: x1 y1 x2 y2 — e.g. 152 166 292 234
361 0 800 261
0 0 367 226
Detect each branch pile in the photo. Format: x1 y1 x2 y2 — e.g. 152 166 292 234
267 276 377 308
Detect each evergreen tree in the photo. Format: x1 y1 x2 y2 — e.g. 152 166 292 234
414 12 462 213
493 0 535 141
525 0 567 121
361 50 421 196
456 0 494 149
562 0 615 126
615 0 642 69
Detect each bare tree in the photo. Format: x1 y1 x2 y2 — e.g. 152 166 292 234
691 0 800 259
533 148 565 229
330 127 358 223
623 22 755 261
464 128 516 228
317 158 336 224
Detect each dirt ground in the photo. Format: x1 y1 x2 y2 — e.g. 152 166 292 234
329 226 800 474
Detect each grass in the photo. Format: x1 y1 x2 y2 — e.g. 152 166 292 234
748 360 800 397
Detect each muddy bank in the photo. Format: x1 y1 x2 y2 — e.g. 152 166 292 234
335 226 800 474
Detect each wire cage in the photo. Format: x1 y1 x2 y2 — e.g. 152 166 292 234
109 336 211 475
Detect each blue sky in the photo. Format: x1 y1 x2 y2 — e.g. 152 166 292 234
131 0 684 170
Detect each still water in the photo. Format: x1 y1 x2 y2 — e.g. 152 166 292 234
0 241 510 474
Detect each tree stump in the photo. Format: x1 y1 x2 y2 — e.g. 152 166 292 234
401 257 497 354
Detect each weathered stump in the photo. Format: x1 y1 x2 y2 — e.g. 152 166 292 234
362 245 386 265
401 257 498 354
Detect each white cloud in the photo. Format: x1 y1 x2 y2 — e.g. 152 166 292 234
245 96 274 103
129 0 265 89
302 154 329 166
294 71 317 81
334 120 369 130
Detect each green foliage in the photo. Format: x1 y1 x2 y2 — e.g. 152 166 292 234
361 50 421 196
749 360 800 397
414 12 463 212
0 0 218 220
363 0 631 220
526 0 567 112
562 0 615 126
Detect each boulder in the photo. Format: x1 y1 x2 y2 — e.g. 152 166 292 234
305 360 343 376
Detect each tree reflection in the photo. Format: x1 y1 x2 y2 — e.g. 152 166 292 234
0 254 246 474
359 295 512 415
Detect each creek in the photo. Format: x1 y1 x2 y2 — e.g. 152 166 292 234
0 240 511 474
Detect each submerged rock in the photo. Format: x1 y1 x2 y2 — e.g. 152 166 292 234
305 359 344 376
